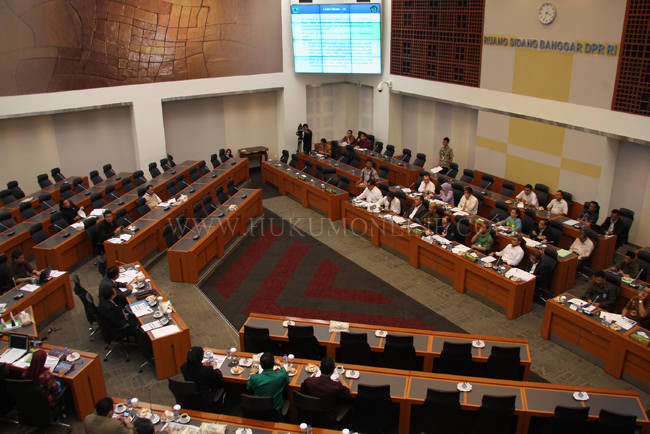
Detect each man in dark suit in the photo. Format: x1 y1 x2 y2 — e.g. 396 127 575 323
84 397 134 434
599 209 627 248
529 218 553 243
301 356 352 422
437 216 457 241
525 251 550 290
98 286 134 338
403 195 427 224
98 266 132 308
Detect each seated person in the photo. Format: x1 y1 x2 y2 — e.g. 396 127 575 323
529 218 551 242
59 199 84 224
301 357 351 421
355 180 382 203
622 286 650 326
489 235 524 266
181 346 224 405
225 149 233 159
607 251 640 278
432 182 454 206
515 184 538 207
404 195 427 223
547 190 568 215
421 201 442 229
582 270 617 311
470 221 493 254
99 266 133 308
133 418 154 434
247 352 289 415
570 230 594 269
499 208 522 232
599 209 626 248
315 138 332 156
98 286 135 338
143 185 162 210
6 249 42 284
418 174 435 196
341 130 356 146
23 349 63 407
84 397 134 434
437 216 457 241
458 187 478 215
524 251 549 290
360 159 379 184
356 132 372 150
98 210 122 249
577 201 600 226
377 192 401 214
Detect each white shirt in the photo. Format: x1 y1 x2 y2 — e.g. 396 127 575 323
516 190 539 206
409 204 423 220
547 199 568 215
496 244 525 266
529 261 538 274
458 195 479 215
570 237 594 259
356 187 382 204
418 181 435 195
377 196 401 213
608 219 617 232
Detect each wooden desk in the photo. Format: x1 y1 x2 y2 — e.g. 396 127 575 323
239 146 269 163
297 152 389 196
261 160 348 221
551 215 617 271
0 338 107 421
341 201 535 319
168 189 263 283
0 272 73 327
0 307 38 337
0 221 36 258
123 262 191 380
337 144 422 187
541 294 650 393
240 313 531 379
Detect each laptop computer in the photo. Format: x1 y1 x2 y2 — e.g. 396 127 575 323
38 266 52 284
0 333 30 363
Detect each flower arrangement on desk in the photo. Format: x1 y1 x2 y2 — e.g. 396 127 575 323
324 187 337 195
410 228 427 237
297 174 309 182
463 252 480 263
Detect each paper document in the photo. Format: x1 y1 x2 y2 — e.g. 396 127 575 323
557 249 571 258
453 211 469 217
130 300 153 318
481 256 497 263
45 355 59 370
505 268 535 281
107 238 122 244
430 166 443 174
141 320 164 332
391 216 406 224
151 324 181 338
523 237 541 248
50 270 65 278
12 352 33 369
90 209 105 217
562 219 580 226
119 234 132 241
452 245 470 254
600 312 622 323
401 188 412 193
202 354 226 369
617 318 636 330
432 235 451 245
568 298 589 307
20 284 39 293
115 270 138 285
0 348 27 363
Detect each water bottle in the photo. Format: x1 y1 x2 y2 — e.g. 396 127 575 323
227 347 231 359
307 425 312 434
173 404 180 419
283 354 288 366
64 345 69 354
31 276 36 285
145 279 151 290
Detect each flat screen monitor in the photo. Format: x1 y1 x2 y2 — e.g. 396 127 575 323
291 3 381 74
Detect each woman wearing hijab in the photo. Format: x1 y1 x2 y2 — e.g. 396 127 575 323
181 346 223 404
23 349 62 407
433 182 454 206
59 199 83 225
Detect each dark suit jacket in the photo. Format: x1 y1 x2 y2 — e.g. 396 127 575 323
301 375 350 420
98 276 131 308
83 413 133 434
98 220 120 244
98 298 129 331
437 223 457 241
525 260 550 290
600 217 626 247
530 225 553 243
403 204 427 223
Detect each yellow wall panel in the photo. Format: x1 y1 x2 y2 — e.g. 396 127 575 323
505 155 560 192
508 117 565 156
476 136 507 153
512 48 574 102
561 157 602 179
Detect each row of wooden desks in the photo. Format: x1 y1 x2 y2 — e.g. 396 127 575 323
0 337 107 421
240 313 531 379
168 189 263 283
542 293 650 393
261 160 348 221
336 144 422 187
341 201 535 319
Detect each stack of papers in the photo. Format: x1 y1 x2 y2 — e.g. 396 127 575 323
453 211 469 216
151 324 180 338
20 284 39 292
107 238 122 244
505 268 535 281
12 352 33 369
452 245 470 254
392 216 406 224
0 348 27 363
119 234 132 242
44 355 59 370
401 188 412 193
130 300 154 318
557 249 572 258
568 298 589 307
523 237 541 248
562 219 580 226
430 166 443 174
432 235 451 245
90 209 105 217
116 269 138 284
481 256 497 263
51 270 65 278
202 354 226 368
141 320 164 332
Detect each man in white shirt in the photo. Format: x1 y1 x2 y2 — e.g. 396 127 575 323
547 190 568 215
418 174 435 196
143 185 162 210
570 229 594 269
355 180 382 203
458 187 479 215
377 192 401 214
490 235 525 266
403 195 427 223
515 184 539 207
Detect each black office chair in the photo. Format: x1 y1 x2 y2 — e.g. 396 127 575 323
51 167 65 182
323 168 338 186
211 153 221 169
6 181 25 200
636 250 650 281
437 341 473 376
354 384 392 432
339 332 372 366
293 391 347 429
102 164 116 178
541 405 590 434
384 334 416 370
166 180 180 197
105 185 121 203
91 192 107 209
240 393 288 422
413 153 427 168
227 179 237 196
120 178 135 193
288 325 321 360
539 247 558 292
456 218 470 244
337 176 350 192
0 211 17 230
176 174 189 190
498 181 515 197
39 192 56 210
50 212 69 234
133 170 147 186
0 363 17 422
460 169 474 183
451 183 464 206
384 144 395 157
0 190 16 205
115 208 131 227
377 164 389 179
289 154 299 168
340 150 353 165
280 150 289 163
193 203 207 223
167 154 177 167
243 325 279 354
176 214 191 237
219 149 230 163
548 218 564 236
134 326 154 373
372 141 383 154
313 164 324 179
521 214 534 235
136 198 151 217
72 177 88 193
534 184 549 206
203 195 218 214
485 346 521 380
168 378 225 413
303 160 314 175
421 388 461 434
95 313 130 361
149 162 161 178
377 183 389 197
57 184 74 201
198 161 210 176
400 148 412 163
488 202 508 223
478 173 495 190
72 274 100 341
473 395 517 434
592 409 637 434
563 191 573 210
447 163 459 178
163 225 178 248
137 187 147 197
37 174 53 188
29 223 49 244
350 154 362 168
217 186 229 204
6 379 69 432
161 158 173 172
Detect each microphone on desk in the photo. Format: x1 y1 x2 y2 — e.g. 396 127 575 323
189 186 195 193
115 260 132 268
41 201 57 214
233 186 247 199
13 278 24 299
170 168 176 174
299 165 308 173
211 172 217 178
0 222 15 236
397 153 407 166
77 183 91 195
53 223 71 238
481 182 492 195
115 176 122 181
335 155 344 167
370 143 381 156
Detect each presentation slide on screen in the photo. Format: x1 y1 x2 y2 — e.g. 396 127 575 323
291 4 381 74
